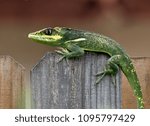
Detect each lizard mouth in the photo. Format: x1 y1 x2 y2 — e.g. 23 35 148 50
28 33 36 39
28 31 63 46
28 33 62 41
28 33 43 41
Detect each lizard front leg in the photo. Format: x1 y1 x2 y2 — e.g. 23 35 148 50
56 43 84 61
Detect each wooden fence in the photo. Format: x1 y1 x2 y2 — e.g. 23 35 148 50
0 53 149 109
31 52 121 109
0 56 25 108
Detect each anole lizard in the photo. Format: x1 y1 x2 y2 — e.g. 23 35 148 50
28 27 144 108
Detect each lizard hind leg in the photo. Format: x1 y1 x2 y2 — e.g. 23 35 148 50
96 55 120 85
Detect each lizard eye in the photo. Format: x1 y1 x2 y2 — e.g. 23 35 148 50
43 28 52 35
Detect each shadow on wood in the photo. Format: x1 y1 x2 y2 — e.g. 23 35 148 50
31 52 121 109
0 56 25 108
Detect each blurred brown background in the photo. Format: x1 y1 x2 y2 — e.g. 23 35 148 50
0 0 150 108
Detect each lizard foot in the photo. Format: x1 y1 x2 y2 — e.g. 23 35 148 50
95 71 117 86
55 49 69 64
95 71 107 84
95 56 119 85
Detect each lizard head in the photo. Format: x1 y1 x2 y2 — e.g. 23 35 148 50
28 27 86 46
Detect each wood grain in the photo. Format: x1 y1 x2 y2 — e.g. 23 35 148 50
0 56 25 108
31 52 121 109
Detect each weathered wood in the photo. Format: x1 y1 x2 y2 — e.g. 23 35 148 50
31 52 121 109
0 56 25 108
122 57 150 109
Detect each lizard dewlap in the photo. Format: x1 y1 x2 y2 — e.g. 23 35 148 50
28 27 144 109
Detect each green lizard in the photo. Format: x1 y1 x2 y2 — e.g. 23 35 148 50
28 27 144 109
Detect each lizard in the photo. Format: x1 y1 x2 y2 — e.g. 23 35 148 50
28 27 144 109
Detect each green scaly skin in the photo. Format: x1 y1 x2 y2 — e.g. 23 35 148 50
28 27 144 109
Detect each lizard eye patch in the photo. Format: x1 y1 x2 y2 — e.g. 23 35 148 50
43 28 52 35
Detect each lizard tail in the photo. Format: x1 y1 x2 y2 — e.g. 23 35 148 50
120 59 144 109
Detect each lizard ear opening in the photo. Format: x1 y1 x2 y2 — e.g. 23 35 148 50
43 28 52 35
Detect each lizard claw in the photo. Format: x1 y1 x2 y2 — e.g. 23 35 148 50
111 75 116 86
55 49 69 55
95 71 117 85
55 50 63 55
57 56 65 63
57 56 69 65
55 50 69 65
95 71 106 85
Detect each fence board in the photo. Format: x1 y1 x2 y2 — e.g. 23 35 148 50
31 52 121 109
122 57 150 109
0 56 25 108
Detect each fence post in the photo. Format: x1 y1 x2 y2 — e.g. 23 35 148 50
31 52 121 109
0 56 25 108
